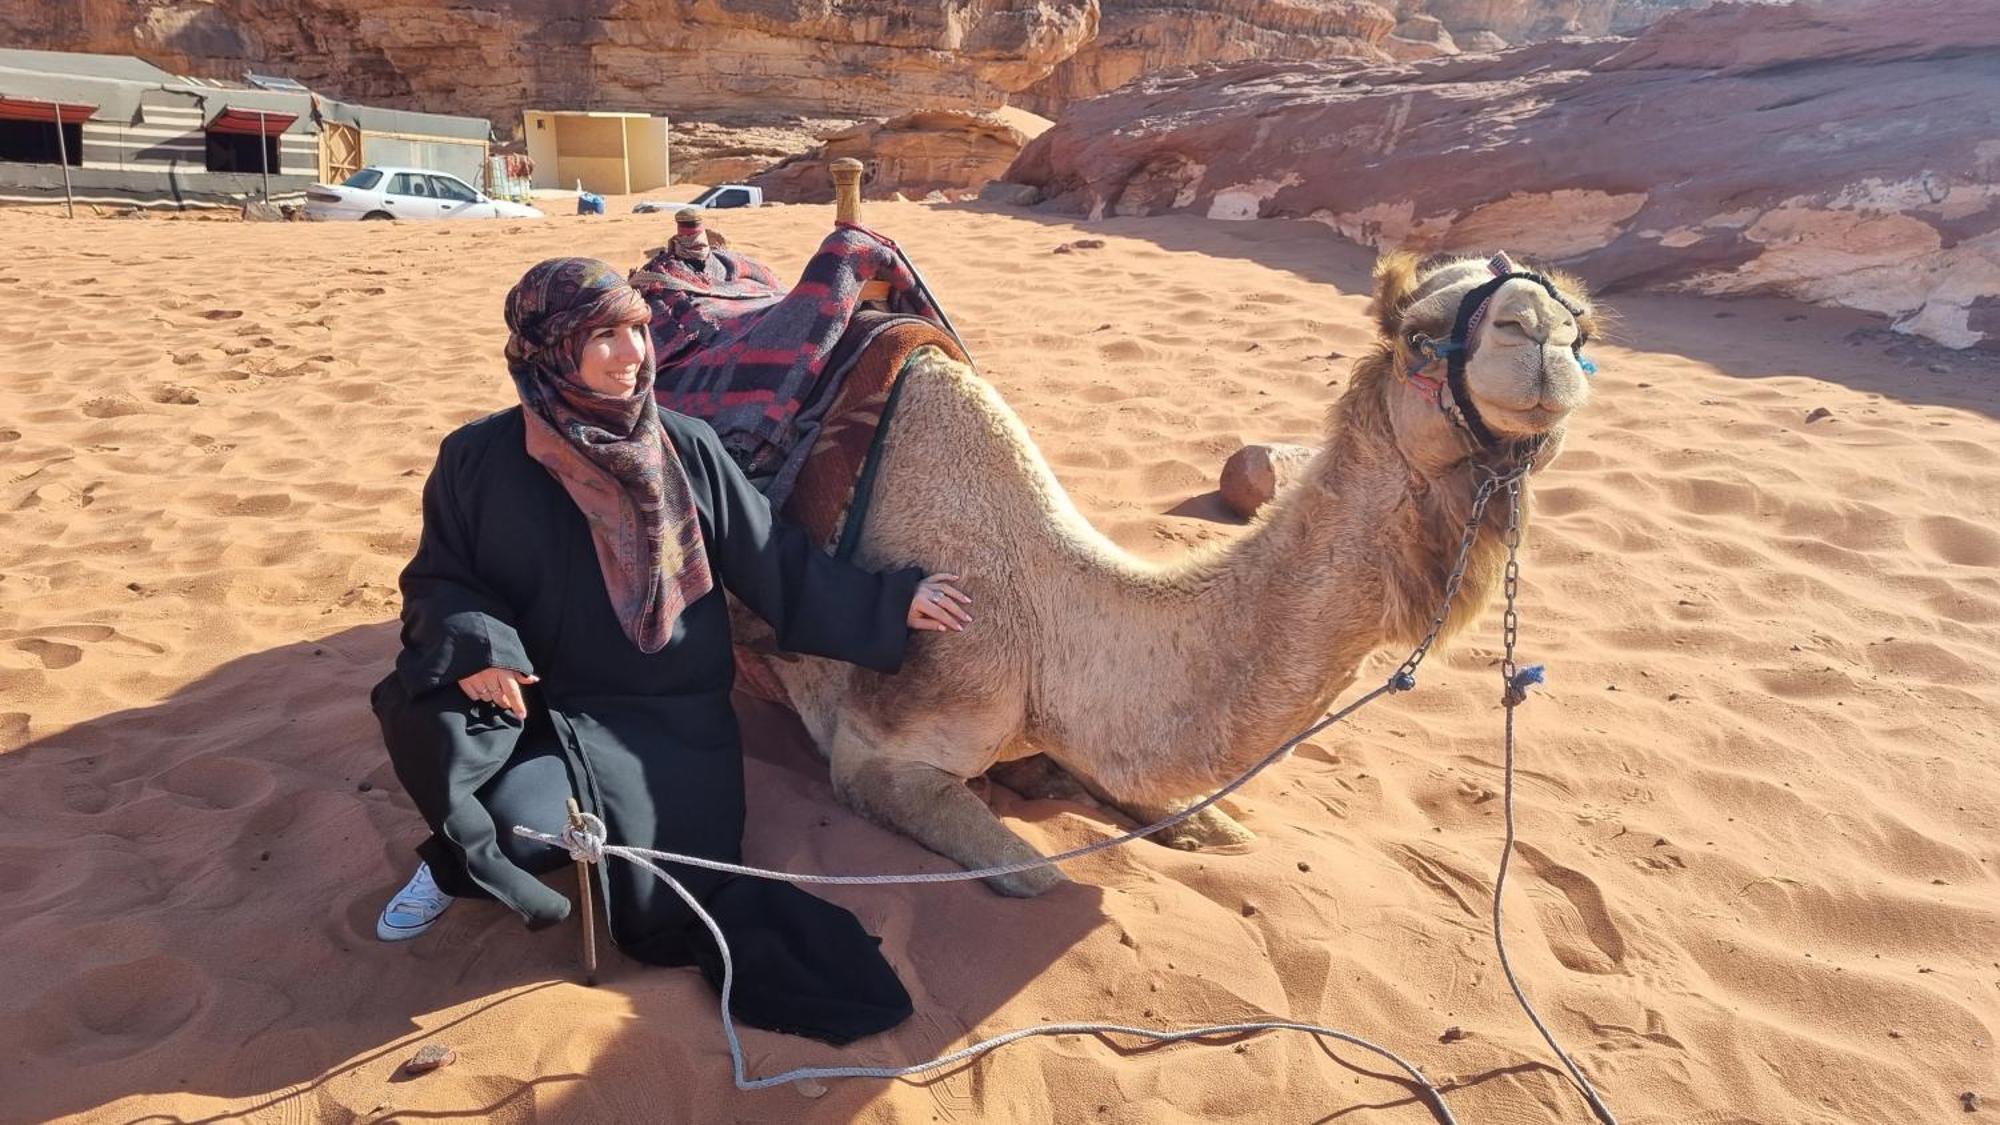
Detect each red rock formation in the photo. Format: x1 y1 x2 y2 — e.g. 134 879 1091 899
752 107 1053 202
1006 0 2000 349
1019 0 1399 116
0 0 1098 126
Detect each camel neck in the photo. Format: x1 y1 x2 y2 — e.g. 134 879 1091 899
1181 416 1504 782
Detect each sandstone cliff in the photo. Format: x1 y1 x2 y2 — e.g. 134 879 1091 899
751 106 1053 203
1 0 1099 126
1004 0 2000 349
1018 0 1398 116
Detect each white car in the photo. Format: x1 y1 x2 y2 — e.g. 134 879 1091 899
634 184 764 213
304 166 544 221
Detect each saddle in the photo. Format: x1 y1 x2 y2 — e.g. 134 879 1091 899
731 310 966 708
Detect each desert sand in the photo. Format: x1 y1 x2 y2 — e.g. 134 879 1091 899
1 200 1995 1124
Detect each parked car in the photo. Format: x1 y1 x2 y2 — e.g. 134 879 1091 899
633 184 764 213
304 166 545 221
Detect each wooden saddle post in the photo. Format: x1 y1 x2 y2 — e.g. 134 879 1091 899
834 158 895 305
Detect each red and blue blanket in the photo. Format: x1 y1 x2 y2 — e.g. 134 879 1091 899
631 224 948 506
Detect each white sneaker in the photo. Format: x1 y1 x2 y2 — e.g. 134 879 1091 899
376 862 455 942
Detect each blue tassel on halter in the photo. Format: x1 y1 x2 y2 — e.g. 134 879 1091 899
1580 358 1598 376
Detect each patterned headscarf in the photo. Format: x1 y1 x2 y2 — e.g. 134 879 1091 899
504 257 713 653
670 208 712 265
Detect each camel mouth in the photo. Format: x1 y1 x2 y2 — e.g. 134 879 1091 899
1478 400 1572 437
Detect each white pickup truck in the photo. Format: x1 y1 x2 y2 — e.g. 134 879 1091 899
633 184 764 213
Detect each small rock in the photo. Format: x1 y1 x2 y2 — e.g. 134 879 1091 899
258 850 271 862
1440 1026 1468 1043
1296 861 1312 873
240 201 285 223
1240 901 1257 917
1072 238 1106 250
1052 243 1074 254
1963 1091 1980 1112
793 1077 828 1098
1219 442 1317 518
403 1044 456 1074
357 781 373 793
1805 406 1834 423
1889 1028 1905 1039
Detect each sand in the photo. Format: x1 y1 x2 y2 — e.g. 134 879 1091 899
1 200 1995 1124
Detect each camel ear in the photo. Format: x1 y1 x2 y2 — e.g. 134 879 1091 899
1369 252 1423 340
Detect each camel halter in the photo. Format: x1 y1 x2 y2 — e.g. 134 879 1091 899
1408 255 1594 451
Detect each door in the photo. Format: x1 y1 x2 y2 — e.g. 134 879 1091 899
320 122 361 185
430 173 494 219
384 171 442 219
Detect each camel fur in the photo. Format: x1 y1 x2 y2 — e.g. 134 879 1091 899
762 252 1600 896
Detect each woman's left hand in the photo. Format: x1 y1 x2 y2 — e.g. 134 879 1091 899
908 573 973 633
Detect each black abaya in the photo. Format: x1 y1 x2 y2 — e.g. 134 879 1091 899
372 406 923 1043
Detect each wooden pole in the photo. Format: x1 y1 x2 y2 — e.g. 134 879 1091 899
52 103 74 220
257 110 270 202
830 157 863 227
566 797 599 986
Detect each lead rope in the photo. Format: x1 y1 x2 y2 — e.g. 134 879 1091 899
1492 477 1620 1123
517 456 1618 1123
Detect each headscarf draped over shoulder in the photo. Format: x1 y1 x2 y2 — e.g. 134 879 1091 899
504 257 713 653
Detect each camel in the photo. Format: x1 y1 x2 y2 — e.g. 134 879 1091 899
762 249 1599 896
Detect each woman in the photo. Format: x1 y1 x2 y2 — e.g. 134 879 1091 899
370 257 971 1044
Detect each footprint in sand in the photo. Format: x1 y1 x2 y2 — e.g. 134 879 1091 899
42 956 208 1059
156 755 277 811
0 711 28 750
10 638 83 670
1910 514 2000 568
200 308 244 321
0 429 20 443
1513 841 1629 975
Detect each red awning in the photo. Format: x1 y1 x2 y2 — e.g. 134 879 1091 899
0 97 96 124
207 106 299 136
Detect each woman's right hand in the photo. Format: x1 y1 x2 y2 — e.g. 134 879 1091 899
458 667 540 720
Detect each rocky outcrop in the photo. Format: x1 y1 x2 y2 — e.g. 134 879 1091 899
671 116 861 187
1020 0 1398 116
0 0 1098 127
752 107 1053 203
1006 0 2000 349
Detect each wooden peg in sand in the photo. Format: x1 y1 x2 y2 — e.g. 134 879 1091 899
831 157 864 227
566 796 599 986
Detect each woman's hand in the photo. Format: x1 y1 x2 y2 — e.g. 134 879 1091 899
458 667 540 719
908 573 973 633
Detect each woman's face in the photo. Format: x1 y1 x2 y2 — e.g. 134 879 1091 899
574 323 648 396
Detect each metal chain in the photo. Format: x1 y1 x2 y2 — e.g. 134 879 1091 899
1393 445 1541 691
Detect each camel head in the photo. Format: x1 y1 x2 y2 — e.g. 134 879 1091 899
1365 251 1600 474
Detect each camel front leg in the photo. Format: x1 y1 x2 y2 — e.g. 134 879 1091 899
834 755 1069 898
1113 794 1256 852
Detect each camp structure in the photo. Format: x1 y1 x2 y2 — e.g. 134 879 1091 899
0 48 492 211
522 110 668 197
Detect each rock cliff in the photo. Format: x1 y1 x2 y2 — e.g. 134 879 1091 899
1004 0 2000 349
1 0 1099 126
751 106 1053 202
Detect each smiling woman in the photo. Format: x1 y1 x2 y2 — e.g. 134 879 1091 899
369 256 971 1045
